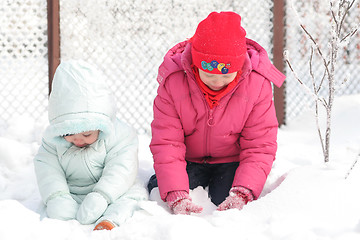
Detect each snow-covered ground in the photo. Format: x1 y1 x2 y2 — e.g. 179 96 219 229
1 94 360 240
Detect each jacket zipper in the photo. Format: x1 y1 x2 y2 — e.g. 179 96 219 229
202 76 244 160
205 108 215 159
188 71 219 163
186 64 247 163
84 150 99 183
193 83 214 162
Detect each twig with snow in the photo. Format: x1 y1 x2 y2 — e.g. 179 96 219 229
285 0 359 163
284 50 326 106
345 152 360 179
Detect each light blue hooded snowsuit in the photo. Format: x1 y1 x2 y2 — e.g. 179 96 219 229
33 60 147 226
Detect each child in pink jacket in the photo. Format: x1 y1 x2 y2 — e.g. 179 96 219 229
148 11 285 214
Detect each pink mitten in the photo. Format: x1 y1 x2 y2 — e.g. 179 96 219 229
166 191 203 215
217 186 254 211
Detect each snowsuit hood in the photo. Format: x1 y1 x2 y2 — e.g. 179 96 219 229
46 60 116 143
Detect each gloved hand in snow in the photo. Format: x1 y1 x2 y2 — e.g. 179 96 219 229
46 194 79 220
217 186 254 211
76 192 108 224
166 191 203 215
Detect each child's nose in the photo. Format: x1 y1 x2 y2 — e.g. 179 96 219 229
213 77 222 82
73 138 83 144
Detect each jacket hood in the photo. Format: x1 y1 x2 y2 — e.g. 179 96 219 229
156 41 190 84
157 39 285 88
244 38 285 87
45 60 116 142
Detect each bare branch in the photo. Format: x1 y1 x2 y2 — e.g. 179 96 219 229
317 65 328 93
338 1 347 33
345 152 360 179
338 0 356 35
300 24 332 80
315 102 326 157
330 2 340 31
284 52 327 107
288 0 358 162
310 47 329 93
309 47 317 93
341 27 359 43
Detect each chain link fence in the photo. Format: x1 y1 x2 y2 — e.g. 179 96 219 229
0 0 49 130
284 0 360 122
59 0 274 135
2 0 359 135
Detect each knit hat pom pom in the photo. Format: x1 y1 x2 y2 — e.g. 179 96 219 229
191 11 247 74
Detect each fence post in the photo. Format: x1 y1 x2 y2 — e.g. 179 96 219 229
47 0 60 95
272 0 286 126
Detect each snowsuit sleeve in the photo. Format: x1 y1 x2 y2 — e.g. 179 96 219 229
33 139 79 220
233 78 278 199
92 120 139 203
150 72 189 201
95 180 148 226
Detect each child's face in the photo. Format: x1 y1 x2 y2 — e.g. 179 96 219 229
64 130 100 147
199 69 237 91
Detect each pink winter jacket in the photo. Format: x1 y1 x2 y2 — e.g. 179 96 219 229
150 39 285 201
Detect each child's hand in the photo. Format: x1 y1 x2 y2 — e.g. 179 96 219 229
46 194 79 220
217 186 254 211
171 198 203 215
166 191 203 215
76 192 108 224
217 192 246 211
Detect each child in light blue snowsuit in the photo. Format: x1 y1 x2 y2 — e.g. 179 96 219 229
33 60 147 230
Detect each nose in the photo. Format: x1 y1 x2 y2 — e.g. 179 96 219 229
212 76 221 83
73 137 84 145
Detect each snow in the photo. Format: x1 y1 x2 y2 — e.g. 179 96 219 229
1 94 360 240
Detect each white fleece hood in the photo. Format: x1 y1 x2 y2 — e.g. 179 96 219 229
45 60 116 141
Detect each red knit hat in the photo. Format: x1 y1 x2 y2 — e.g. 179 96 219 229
191 12 247 74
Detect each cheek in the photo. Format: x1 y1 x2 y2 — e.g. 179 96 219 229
225 78 234 84
205 77 217 84
88 136 98 144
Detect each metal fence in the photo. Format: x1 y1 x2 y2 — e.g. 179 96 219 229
59 0 275 135
0 0 48 131
1 0 359 135
284 0 360 122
